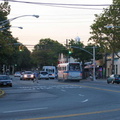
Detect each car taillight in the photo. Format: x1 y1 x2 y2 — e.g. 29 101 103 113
80 73 82 76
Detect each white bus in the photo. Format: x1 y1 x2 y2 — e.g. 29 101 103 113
42 66 57 79
57 62 82 82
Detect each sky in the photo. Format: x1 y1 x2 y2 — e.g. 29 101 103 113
1 0 113 51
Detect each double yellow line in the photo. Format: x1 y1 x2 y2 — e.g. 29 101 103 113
20 108 120 120
74 84 120 93
0 89 5 97
61 82 120 93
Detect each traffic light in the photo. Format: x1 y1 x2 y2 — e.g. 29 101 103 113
69 50 72 54
68 48 73 54
19 45 24 51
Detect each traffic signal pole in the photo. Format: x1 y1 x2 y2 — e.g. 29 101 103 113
71 46 96 81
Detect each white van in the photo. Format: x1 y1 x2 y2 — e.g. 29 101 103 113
42 66 57 79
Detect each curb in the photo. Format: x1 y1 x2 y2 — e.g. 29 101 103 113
0 89 5 97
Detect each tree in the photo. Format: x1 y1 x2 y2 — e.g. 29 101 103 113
0 1 32 73
89 0 120 74
31 38 67 68
0 1 12 72
89 0 120 57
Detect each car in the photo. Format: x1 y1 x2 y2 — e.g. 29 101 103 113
14 71 21 77
0 75 12 87
39 71 49 80
107 74 120 84
20 71 35 80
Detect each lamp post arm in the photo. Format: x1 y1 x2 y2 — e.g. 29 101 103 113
0 15 39 27
70 46 93 56
0 26 23 31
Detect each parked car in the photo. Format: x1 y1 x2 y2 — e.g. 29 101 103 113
39 71 49 80
14 71 21 77
0 75 12 87
20 71 35 80
107 74 120 84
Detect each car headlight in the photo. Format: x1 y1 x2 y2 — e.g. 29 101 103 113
24 75 27 78
31 75 34 78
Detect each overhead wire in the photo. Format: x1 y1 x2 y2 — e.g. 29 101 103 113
0 0 111 10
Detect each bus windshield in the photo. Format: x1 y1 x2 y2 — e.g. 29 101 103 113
69 63 80 71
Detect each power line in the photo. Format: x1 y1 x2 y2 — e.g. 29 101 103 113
2 0 112 6
0 0 111 10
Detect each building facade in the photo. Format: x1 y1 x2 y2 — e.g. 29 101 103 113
106 52 120 77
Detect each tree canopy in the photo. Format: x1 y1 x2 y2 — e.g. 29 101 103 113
89 0 120 57
31 38 67 68
0 1 32 73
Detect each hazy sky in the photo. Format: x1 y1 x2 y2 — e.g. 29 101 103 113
1 0 113 50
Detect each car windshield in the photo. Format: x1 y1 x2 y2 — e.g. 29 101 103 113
24 71 33 74
41 72 48 75
115 75 120 77
0 76 10 80
46 69 54 73
15 72 21 74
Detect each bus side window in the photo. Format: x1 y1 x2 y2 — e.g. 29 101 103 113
65 67 66 71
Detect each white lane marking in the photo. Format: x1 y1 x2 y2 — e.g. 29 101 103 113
61 89 66 92
3 107 48 113
79 94 84 97
81 99 88 103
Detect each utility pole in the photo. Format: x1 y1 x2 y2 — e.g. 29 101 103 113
93 46 96 81
111 52 114 74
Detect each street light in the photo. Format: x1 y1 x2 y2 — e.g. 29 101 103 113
11 26 23 29
0 14 39 27
0 26 23 31
104 25 120 28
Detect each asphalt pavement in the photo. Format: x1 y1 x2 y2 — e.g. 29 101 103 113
0 77 107 97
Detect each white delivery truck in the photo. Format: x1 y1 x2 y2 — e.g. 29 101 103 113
42 66 57 79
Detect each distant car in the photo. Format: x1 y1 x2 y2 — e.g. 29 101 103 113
14 71 21 77
20 71 35 80
107 74 120 84
0 75 12 87
39 71 49 80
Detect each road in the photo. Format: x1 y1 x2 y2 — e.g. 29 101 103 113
0 76 120 120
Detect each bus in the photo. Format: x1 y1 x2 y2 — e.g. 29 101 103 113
57 62 82 82
42 66 57 79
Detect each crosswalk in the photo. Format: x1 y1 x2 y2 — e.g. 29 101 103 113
18 85 82 90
